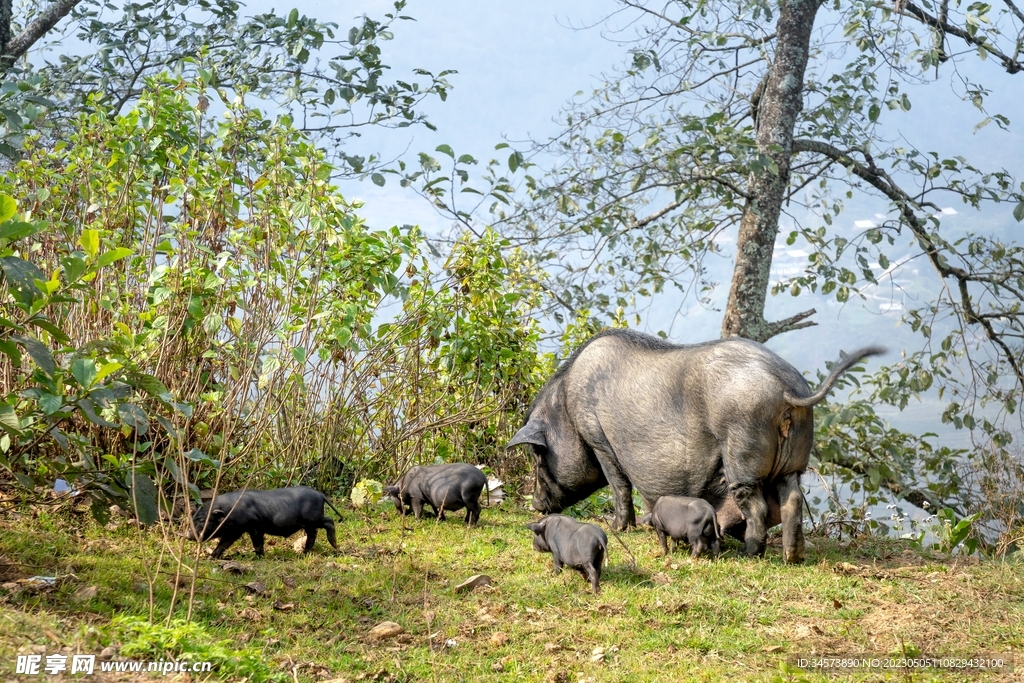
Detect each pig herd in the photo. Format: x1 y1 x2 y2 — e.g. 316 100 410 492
189 329 884 594
188 463 716 594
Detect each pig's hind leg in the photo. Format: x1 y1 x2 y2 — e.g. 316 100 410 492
248 530 266 557
303 527 319 553
583 563 601 594
464 499 481 527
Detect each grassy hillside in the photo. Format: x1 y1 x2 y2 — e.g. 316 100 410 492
1 503 1020 682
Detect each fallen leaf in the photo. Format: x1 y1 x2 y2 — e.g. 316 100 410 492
292 536 307 553
234 607 259 622
489 632 509 647
244 581 266 595
832 598 843 610
221 561 246 574
491 662 504 672
73 585 98 601
368 621 404 641
652 572 671 585
794 625 812 639
272 600 294 611
764 645 784 653
455 574 492 594
544 642 561 652
591 647 606 663
282 576 296 589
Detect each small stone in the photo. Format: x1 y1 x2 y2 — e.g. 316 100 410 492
272 600 295 611
491 662 504 672
244 581 266 595
98 646 117 661
544 642 561 652
292 535 307 553
368 621 404 640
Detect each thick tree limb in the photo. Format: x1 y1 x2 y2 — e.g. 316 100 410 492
0 0 83 71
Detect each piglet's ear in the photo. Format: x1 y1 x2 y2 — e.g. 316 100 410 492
637 513 652 526
383 486 398 496
507 417 548 450
525 523 542 533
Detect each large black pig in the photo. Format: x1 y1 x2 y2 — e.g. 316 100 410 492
638 495 721 558
526 514 607 594
187 486 343 559
507 328 884 563
384 463 487 526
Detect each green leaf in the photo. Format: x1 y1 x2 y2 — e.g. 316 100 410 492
868 103 880 122
77 397 117 427
371 173 385 187
0 220 42 242
71 358 98 388
508 151 524 173
128 471 159 525
0 404 21 435
292 347 307 364
0 256 45 306
97 247 133 267
80 229 99 258
118 403 150 435
132 373 169 400
202 312 222 337
0 194 15 223
1013 201 1024 223
39 392 63 414
0 339 22 367
94 361 122 384
10 335 56 375
28 317 70 343
90 497 111 525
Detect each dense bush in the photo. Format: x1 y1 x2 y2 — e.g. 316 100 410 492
0 77 545 520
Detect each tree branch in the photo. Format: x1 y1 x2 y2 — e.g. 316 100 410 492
900 1 1023 73
765 308 818 338
793 137 1024 391
0 0 82 72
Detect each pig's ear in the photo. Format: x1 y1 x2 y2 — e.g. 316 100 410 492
507 416 547 450
383 486 398 496
637 513 652 526
525 522 542 533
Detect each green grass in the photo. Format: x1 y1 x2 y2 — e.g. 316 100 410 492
1 503 1021 682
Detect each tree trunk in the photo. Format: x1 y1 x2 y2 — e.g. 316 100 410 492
0 0 12 57
0 0 82 72
720 0 821 343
